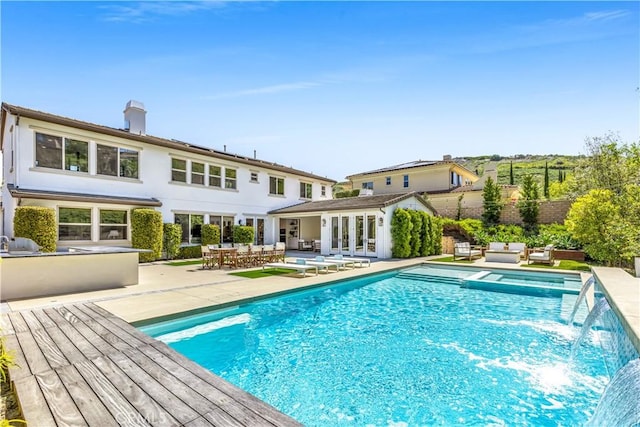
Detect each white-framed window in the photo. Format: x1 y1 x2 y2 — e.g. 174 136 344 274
58 207 92 241
403 175 409 188
191 161 205 185
97 144 139 179
250 171 259 183
321 185 326 197
99 209 128 240
270 176 285 195
386 176 391 185
300 182 312 199
225 168 237 189
362 182 373 190
35 132 89 173
171 158 187 182
175 213 204 244
209 165 222 187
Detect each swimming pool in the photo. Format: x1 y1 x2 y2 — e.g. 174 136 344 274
142 266 614 426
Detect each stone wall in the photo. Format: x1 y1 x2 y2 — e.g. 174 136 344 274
437 200 573 225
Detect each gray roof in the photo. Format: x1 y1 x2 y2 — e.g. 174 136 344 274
7 184 162 207
1 103 336 184
268 192 436 214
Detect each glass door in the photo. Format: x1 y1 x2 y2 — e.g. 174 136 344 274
331 215 352 255
354 214 377 256
355 215 365 256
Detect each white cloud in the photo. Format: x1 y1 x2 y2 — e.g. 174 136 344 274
100 1 228 23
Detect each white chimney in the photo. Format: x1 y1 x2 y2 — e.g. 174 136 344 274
124 100 146 135
443 154 452 161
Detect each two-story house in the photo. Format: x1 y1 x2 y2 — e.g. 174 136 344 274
346 156 479 195
0 101 336 249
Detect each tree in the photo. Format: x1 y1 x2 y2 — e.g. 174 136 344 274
566 189 640 266
543 162 550 199
509 161 514 185
481 176 503 227
517 174 540 233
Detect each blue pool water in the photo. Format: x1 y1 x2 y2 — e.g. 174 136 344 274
142 267 611 426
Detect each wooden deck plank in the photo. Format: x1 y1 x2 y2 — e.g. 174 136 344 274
1 313 16 335
87 356 178 426
150 341 302 427
57 364 119 427
29 326 70 369
45 326 88 365
54 305 82 323
137 344 278 427
35 369 86 426
108 351 200 425
12 375 56 427
32 308 58 329
67 319 119 354
65 305 133 352
20 310 45 331
7 311 29 333
84 303 157 346
73 359 152 427
58 323 103 361
16 330 51 375
4 333 31 380
75 304 147 348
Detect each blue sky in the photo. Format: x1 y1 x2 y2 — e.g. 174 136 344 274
1 1 638 181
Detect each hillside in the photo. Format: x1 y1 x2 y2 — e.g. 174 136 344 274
456 154 581 186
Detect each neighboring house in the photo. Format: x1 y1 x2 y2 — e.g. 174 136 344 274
0 101 336 249
269 192 436 259
346 155 479 195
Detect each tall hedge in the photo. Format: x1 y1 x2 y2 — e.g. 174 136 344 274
232 225 254 245
163 223 182 260
131 209 163 262
419 211 433 256
391 208 412 258
408 210 423 257
431 216 443 255
201 224 221 246
13 206 57 252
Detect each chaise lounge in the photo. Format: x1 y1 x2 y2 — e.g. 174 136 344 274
262 260 319 277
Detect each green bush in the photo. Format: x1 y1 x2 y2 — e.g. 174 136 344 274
391 208 412 258
335 189 360 198
201 224 221 246
163 223 182 260
13 206 57 252
408 210 423 257
233 225 254 245
431 216 443 255
131 209 163 262
177 245 201 259
419 211 433 256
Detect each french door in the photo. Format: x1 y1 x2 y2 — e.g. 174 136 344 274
330 216 351 255
355 214 376 256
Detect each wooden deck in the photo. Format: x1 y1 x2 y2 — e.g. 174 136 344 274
1 303 302 427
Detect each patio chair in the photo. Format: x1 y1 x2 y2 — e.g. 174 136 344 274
201 245 213 269
274 242 286 262
453 242 482 261
508 242 527 260
528 245 555 265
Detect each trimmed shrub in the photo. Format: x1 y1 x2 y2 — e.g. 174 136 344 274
201 224 221 246
431 216 443 255
232 225 254 245
335 189 360 198
163 223 182 260
408 210 423 257
13 206 57 252
131 209 163 262
419 211 433 257
177 245 201 260
391 208 412 258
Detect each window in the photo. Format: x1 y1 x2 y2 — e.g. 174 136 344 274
171 158 187 182
97 145 138 179
300 182 312 199
362 182 373 190
191 162 204 185
64 138 89 172
386 177 391 186
35 132 88 172
210 215 235 243
225 168 237 189
209 165 221 187
250 172 259 183
58 207 92 241
175 213 204 244
403 175 409 188
321 185 326 197
451 171 462 186
100 209 128 240
270 176 285 195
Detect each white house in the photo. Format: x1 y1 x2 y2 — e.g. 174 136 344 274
0 101 336 249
